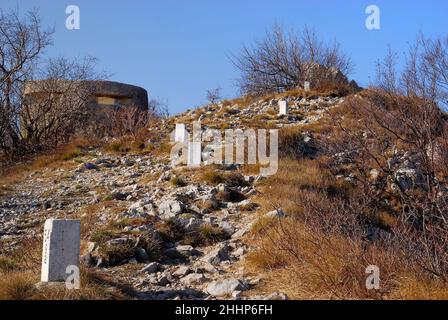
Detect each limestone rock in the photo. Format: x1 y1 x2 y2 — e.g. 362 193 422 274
201 244 230 265
206 278 247 297
139 262 160 273
265 209 285 218
181 273 207 285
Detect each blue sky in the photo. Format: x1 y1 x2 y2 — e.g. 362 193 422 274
2 0 447 114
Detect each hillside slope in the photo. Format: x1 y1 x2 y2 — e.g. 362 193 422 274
0 89 447 300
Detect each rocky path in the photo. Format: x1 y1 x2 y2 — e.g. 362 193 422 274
0 151 277 299
0 95 344 299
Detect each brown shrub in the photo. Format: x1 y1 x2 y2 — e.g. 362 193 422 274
201 167 248 187
0 272 36 300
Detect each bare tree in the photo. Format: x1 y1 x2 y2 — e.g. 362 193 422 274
325 34 448 280
101 105 150 138
206 87 222 105
0 8 53 156
0 9 106 160
99 99 169 138
231 25 353 95
376 34 448 110
148 98 169 118
19 56 101 152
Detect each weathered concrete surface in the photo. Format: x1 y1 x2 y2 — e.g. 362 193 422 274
175 123 188 142
24 80 149 110
41 219 80 282
187 142 202 167
278 100 288 115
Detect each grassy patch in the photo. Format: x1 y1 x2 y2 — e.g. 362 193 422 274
216 189 246 203
107 217 149 231
91 230 118 244
184 224 229 247
0 257 21 273
171 175 187 187
0 269 132 300
201 168 248 187
154 219 185 243
0 272 36 300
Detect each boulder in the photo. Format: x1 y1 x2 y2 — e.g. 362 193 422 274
157 198 184 219
83 162 99 171
393 163 425 191
173 265 191 277
139 262 160 273
135 248 150 263
175 244 200 257
265 209 285 218
181 273 207 285
201 244 230 265
206 278 247 297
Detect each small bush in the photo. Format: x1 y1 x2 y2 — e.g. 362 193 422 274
0 272 36 300
108 142 126 153
216 189 246 203
91 230 117 244
185 224 228 246
0 257 20 273
201 168 248 187
97 239 135 266
154 219 185 243
171 175 187 187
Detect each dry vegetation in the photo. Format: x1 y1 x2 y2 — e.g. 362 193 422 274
1 11 447 300
246 156 447 299
231 25 354 95
0 236 133 300
245 33 448 300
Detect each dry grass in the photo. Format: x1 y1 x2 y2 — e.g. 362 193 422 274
152 141 173 157
0 269 132 300
0 233 133 300
78 202 128 240
31 137 96 168
0 136 96 187
200 166 248 187
246 207 448 300
0 256 21 273
0 272 36 300
170 175 187 187
105 135 148 155
391 276 448 300
0 184 14 197
247 155 448 299
184 224 229 247
154 219 185 243
253 157 343 217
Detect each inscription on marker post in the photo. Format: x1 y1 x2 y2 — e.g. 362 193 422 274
41 219 80 282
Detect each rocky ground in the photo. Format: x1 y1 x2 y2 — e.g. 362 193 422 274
0 94 344 300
